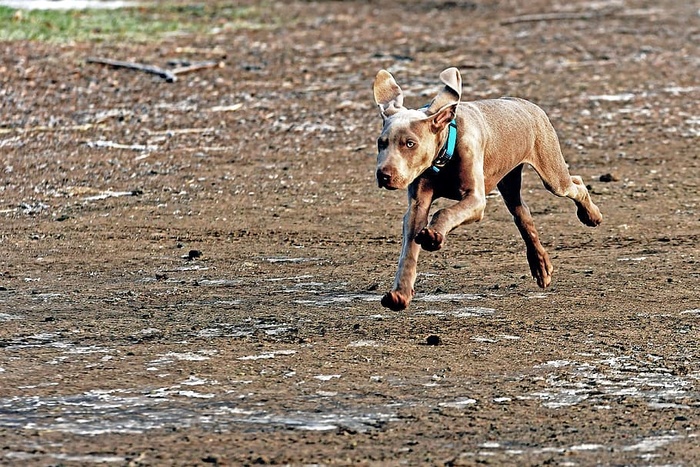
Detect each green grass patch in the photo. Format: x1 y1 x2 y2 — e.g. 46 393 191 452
0 3 276 43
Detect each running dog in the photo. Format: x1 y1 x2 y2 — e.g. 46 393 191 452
373 67 602 311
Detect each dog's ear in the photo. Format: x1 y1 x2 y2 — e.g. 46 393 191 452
429 102 458 134
425 67 462 116
373 70 404 119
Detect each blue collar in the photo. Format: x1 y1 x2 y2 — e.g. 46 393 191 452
430 118 458 173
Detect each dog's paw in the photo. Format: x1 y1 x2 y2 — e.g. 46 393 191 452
527 248 554 289
381 290 412 311
533 265 553 289
577 204 603 227
415 228 444 251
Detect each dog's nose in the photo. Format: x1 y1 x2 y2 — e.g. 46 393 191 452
377 169 393 188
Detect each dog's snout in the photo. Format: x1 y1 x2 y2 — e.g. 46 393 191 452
376 168 397 190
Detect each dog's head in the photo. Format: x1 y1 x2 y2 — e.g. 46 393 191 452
372 67 462 190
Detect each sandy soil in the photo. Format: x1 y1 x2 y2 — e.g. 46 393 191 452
1 0 699 465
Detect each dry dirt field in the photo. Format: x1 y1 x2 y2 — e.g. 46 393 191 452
1 0 699 465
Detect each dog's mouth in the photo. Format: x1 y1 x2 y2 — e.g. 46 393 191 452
378 179 399 190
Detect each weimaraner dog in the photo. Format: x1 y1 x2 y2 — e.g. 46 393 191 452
373 67 602 311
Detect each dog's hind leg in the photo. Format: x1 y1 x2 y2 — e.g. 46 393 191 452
530 125 603 227
498 165 554 288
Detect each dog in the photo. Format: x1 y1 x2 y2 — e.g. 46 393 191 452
372 67 602 311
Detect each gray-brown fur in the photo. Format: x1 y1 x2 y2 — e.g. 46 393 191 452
373 67 602 311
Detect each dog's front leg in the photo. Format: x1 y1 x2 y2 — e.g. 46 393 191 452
415 191 486 252
381 195 430 311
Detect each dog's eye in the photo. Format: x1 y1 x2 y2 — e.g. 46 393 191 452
405 140 416 149
377 138 389 152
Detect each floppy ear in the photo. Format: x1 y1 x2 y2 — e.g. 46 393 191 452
373 69 404 119
424 67 462 117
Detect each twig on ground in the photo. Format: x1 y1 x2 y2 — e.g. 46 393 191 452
86 57 177 82
210 103 243 113
86 57 224 82
500 8 620 25
171 61 224 76
178 146 238 152
0 124 95 134
86 140 159 152
143 127 216 136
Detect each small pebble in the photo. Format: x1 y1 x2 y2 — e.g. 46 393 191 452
426 335 441 346
599 173 620 182
187 249 202 260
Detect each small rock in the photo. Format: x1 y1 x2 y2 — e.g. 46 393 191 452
426 335 441 346
599 173 620 182
187 249 202 260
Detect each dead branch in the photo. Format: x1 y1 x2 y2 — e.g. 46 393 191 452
143 127 216 136
86 140 159 151
171 61 224 76
86 57 177 82
210 103 243 113
87 57 224 82
500 9 620 25
0 124 95 135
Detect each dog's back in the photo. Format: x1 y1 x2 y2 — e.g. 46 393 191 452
458 97 559 188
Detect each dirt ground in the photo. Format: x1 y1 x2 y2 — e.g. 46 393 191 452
1 0 699 465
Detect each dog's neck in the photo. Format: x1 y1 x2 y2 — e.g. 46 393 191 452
430 118 458 174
